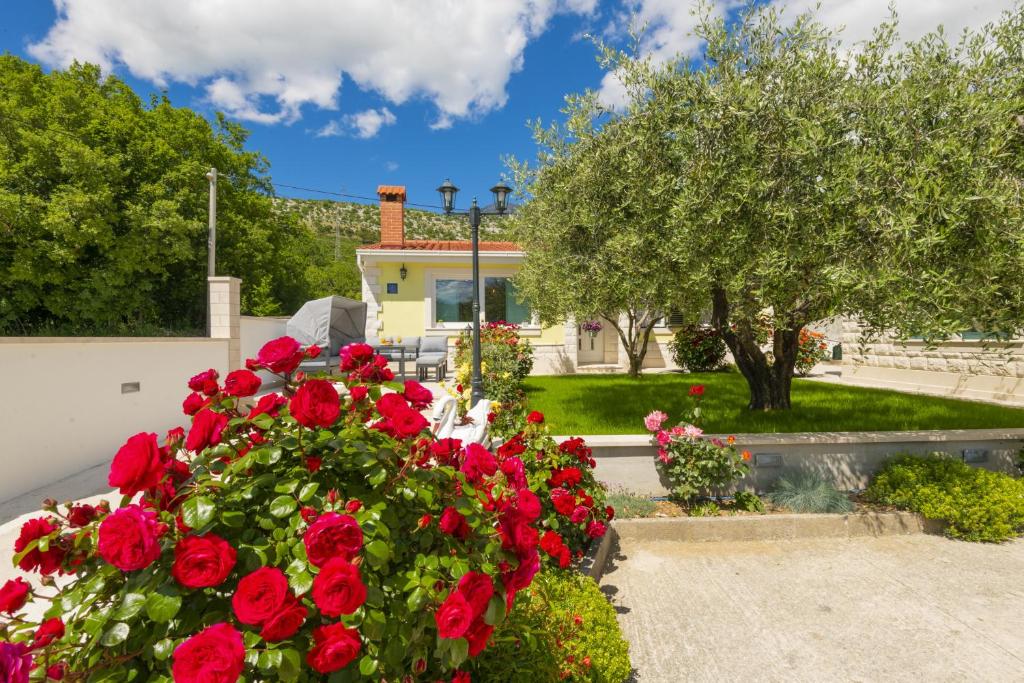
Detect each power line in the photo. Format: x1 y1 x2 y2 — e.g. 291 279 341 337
272 182 447 211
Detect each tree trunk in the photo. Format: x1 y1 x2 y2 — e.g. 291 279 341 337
711 287 802 411
603 311 657 379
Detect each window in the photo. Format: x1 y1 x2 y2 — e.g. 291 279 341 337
485 277 531 324
435 279 474 323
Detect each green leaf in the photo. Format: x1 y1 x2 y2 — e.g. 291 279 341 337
364 540 390 566
252 414 275 431
100 622 130 647
406 587 427 612
289 570 313 595
274 479 299 494
270 495 297 518
358 656 379 676
181 496 216 530
152 638 175 661
278 648 302 682
484 594 506 626
298 482 319 502
111 592 147 621
448 637 469 667
145 591 182 623
221 510 246 527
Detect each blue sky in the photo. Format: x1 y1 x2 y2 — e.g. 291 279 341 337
1 1 1016 211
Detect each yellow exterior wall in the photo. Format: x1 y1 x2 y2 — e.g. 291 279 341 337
372 259 564 345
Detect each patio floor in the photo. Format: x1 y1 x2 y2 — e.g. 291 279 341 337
601 534 1024 682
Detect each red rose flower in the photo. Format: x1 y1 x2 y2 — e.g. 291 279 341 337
306 345 322 359
256 336 304 374
307 622 362 673
497 434 527 459
605 505 615 521
431 438 462 467
108 432 164 495
402 380 434 410
375 392 408 418
500 456 527 489
305 456 322 473
456 571 494 616
0 578 30 613
172 623 245 683
451 671 471 683
540 530 566 558
232 567 289 625
461 443 498 483
503 549 540 593
248 392 287 420
97 505 162 571
185 409 228 452
66 504 98 528
171 534 237 589
339 342 374 370
418 513 433 528
547 466 582 489
15 517 64 575
345 499 362 513
550 488 576 516
587 521 607 538
391 407 429 438
570 505 589 524
188 369 220 396
435 590 474 639
689 384 705 397
290 379 341 429
33 617 64 648
311 557 367 617
438 507 469 540
303 513 363 567
526 410 545 424
466 617 495 656
46 662 67 680
260 594 308 642
515 489 542 522
182 392 208 416
349 385 369 402
223 369 262 397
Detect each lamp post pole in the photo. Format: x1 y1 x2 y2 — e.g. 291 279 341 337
437 178 512 408
206 167 217 336
468 198 484 406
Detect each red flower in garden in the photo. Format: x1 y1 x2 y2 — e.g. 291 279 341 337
97 505 163 571
306 456 322 472
402 380 434 410
526 410 545 424
540 530 566 558
185 408 228 452
33 617 65 648
188 369 220 396
457 571 495 615
306 345 322 358
172 623 245 683
451 670 471 683
435 591 474 639
260 594 307 642
461 443 498 483
587 521 608 539
497 433 527 459
15 517 64 575
171 534 237 589
500 456 527 489
431 438 462 467
182 392 209 416
248 392 287 420
67 503 98 528
345 499 362 513
303 513 363 567
605 505 616 521
232 567 289 625
548 466 582 489
339 342 374 370
375 392 408 418
108 432 164 495
223 369 262 397
550 488 576 516
307 622 362 674
689 384 705 397
349 385 369 402
466 617 495 656
439 506 470 539
255 336 304 374
311 557 367 617
0 578 30 613
46 662 67 680
290 379 341 429
391 407 429 438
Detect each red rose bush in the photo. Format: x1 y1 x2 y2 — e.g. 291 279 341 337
0 337 551 681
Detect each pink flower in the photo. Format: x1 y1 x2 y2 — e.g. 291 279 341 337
657 449 672 463
683 424 704 439
655 430 671 446
643 410 668 433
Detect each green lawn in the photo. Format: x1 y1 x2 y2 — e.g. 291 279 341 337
522 372 1024 435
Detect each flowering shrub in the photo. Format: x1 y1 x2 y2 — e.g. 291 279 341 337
0 337 547 681
579 320 603 336
669 324 728 373
794 329 829 376
447 321 535 435
496 411 612 569
645 386 750 501
470 571 631 682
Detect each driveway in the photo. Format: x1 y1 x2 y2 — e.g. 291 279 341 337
600 534 1024 682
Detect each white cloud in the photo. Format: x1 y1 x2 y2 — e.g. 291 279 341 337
316 107 397 138
597 0 1018 107
385 161 400 172
29 0 593 126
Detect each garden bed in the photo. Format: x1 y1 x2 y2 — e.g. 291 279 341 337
523 372 1024 435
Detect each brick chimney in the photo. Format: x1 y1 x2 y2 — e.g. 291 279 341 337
377 185 406 247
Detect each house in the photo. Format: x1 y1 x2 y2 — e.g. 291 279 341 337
355 185 680 374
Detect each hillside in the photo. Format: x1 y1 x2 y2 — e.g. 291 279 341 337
275 198 511 243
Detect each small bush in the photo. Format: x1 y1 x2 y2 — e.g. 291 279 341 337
768 473 853 513
669 324 727 372
866 455 1024 542
472 571 631 682
794 329 830 376
605 490 657 519
690 501 720 517
733 490 765 513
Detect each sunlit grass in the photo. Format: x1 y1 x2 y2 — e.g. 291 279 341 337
523 371 1024 435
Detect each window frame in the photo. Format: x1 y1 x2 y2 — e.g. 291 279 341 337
424 268 538 332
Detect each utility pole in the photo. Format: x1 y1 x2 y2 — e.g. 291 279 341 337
206 167 217 336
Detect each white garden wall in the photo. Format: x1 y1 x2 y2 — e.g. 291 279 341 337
240 315 290 384
0 337 230 503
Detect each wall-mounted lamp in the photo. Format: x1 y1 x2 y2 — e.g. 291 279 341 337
399 264 408 280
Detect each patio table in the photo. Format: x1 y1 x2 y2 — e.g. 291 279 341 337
371 343 414 381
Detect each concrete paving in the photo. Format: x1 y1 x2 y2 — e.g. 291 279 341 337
600 534 1024 682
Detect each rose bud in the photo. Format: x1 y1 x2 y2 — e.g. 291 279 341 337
305 457 322 473
414 659 427 674
573 614 583 626
42 499 58 511
326 490 340 504
417 514 432 529
345 499 362 513
300 507 318 523
97 500 111 513
67 504 98 527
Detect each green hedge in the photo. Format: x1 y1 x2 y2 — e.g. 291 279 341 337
866 455 1024 542
471 571 631 682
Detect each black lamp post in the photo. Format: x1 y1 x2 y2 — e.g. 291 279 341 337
437 177 512 406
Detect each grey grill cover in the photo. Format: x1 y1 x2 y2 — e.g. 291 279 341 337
285 296 367 357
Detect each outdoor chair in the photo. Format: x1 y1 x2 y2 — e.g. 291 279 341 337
416 335 449 381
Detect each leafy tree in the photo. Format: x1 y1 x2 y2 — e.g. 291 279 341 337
508 88 683 377
0 55 319 334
